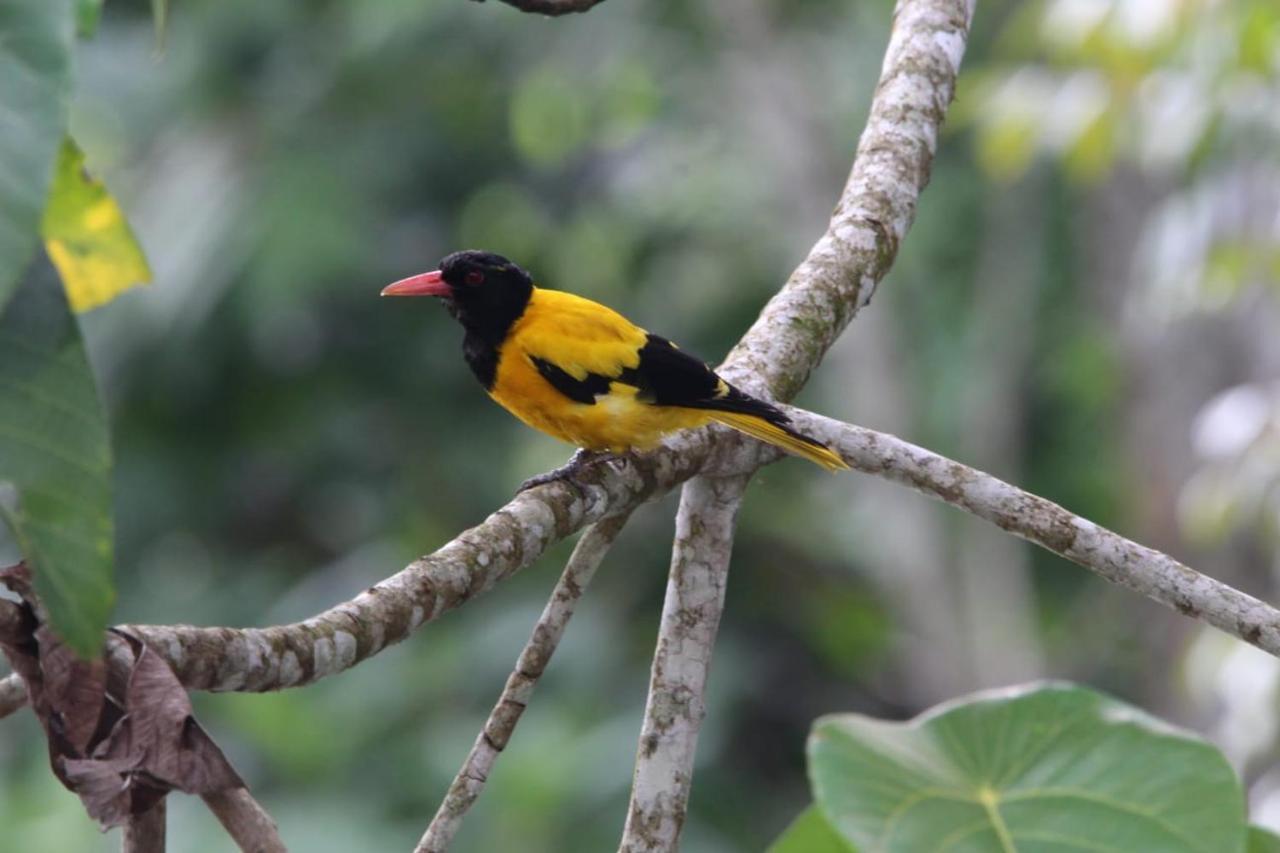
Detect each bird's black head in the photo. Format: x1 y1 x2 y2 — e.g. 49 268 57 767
383 249 534 342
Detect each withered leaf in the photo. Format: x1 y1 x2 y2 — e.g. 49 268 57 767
35 625 107 755
103 638 244 795
60 757 166 828
0 570 245 831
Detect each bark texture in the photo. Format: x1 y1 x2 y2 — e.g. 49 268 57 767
786 409 1280 656
122 801 166 853
202 789 286 853
620 476 748 852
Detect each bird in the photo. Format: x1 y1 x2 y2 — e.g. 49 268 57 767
382 250 849 489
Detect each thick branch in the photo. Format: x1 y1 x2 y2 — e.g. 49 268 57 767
620 476 748 852
121 446 709 693
416 513 631 853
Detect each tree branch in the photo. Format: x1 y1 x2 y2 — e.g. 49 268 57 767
620 476 749 852
416 513 632 853
202 789 286 853
122 800 166 853
119 447 708 693
783 408 1280 656
476 0 607 16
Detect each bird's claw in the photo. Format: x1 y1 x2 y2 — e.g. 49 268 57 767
517 449 626 494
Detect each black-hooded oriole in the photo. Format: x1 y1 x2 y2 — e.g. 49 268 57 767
382 250 848 485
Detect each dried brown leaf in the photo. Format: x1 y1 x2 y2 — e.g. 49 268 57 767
0 574 244 830
35 625 107 754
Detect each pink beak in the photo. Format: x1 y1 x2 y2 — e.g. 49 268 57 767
381 270 450 297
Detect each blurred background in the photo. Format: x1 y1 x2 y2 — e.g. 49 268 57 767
2 0 1279 849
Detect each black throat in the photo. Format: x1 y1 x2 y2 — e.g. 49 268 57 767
450 285 532 390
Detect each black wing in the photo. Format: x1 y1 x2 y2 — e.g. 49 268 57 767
626 335 789 424
528 334 722 407
620 335 719 405
529 333 790 425
530 356 612 405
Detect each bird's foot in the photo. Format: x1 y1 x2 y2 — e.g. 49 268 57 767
518 449 622 493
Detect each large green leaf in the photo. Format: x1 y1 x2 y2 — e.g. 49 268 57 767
0 0 76 309
809 682 1246 853
42 138 151 313
0 266 113 655
768 806 856 853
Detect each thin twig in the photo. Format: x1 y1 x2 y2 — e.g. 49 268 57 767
201 789 286 853
122 800 166 853
479 0 607 15
620 476 749 852
416 513 632 853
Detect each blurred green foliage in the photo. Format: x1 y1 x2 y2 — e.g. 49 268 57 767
0 0 1277 850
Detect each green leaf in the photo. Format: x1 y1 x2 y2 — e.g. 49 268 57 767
768 806 856 853
76 0 103 38
41 138 151 313
809 682 1246 853
1251 826 1280 852
0 266 114 656
0 0 76 309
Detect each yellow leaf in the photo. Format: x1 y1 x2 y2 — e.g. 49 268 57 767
41 138 150 313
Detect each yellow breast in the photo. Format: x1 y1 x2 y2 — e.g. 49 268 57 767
487 289 712 452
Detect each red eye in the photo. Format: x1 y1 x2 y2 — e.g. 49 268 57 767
465 270 484 286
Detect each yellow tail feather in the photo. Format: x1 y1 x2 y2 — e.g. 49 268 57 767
708 412 850 472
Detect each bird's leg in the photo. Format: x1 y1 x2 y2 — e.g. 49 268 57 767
518 448 621 493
